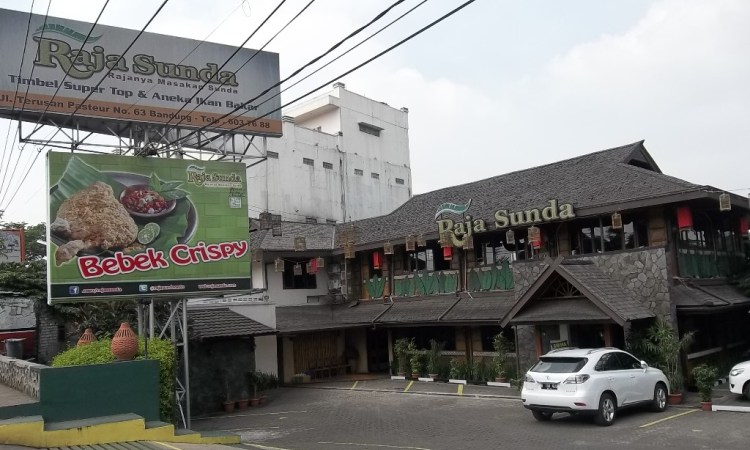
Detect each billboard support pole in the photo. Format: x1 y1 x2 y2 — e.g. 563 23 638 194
182 297 191 429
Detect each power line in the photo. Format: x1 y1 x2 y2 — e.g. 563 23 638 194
157 0 290 131
255 0 429 116
28 0 111 132
163 0 317 133
188 0 477 151
1 0 110 209
163 0 409 150
213 0 426 164
65 0 170 122
2 0 171 212
121 0 245 113
0 0 44 204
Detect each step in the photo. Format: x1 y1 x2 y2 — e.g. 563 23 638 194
0 415 43 426
44 413 143 431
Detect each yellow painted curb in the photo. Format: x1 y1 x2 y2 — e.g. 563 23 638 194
0 415 240 447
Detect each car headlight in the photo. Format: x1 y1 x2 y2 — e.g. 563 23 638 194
730 368 745 377
524 374 536 383
563 374 590 384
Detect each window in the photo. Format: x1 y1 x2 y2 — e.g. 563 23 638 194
282 259 317 289
475 235 517 266
305 217 317 224
322 161 333 170
404 249 434 272
303 157 314 166
358 122 383 137
531 357 588 373
354 169 363 176
594 353 622 372
395 178 405 185
614 352 642 370
371 172 380 180
266 151 279 159
571 216 649 255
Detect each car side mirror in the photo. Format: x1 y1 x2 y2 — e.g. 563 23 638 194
640 361 648 370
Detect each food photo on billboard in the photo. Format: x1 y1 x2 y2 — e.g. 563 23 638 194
46 152 251 303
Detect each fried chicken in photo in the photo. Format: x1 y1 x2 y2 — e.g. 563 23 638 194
52 181 138 265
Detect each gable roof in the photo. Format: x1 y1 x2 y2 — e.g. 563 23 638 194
188 308 276 339
250 221 336 252
502 257 654 327
337 141 706 246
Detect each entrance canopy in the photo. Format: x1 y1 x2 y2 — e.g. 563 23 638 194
502 257 654 327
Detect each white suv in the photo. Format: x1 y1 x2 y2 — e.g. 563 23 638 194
521 348 669 426
728 360 750 398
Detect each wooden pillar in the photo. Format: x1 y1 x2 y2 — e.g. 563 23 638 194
534 325 543 357
603 324 614 347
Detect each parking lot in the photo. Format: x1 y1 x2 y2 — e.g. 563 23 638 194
191 379 750 450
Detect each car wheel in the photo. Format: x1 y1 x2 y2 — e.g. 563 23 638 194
652 383 668 412
594 393 616 426
744 382 750 400
532 410 553 422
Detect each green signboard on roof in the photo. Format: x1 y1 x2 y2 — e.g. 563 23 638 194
47 152 251 303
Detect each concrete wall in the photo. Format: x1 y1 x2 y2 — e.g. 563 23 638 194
0 297 34 330
247 85 411 223
266 265 330 306
253 335 278 377
0 359 160 423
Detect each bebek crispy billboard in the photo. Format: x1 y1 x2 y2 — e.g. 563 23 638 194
47 152 251 303
0 8 281 136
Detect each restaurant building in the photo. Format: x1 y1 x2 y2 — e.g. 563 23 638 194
254 141 750 382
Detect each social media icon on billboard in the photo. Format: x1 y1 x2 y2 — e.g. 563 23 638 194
69 286 80 295
139 284 148 293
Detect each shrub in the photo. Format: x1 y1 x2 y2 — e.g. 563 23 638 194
692 364 719 402
410 353 424 375
427 339 445 375
493 333 513 379
629 317 694 393
393 338 415 375
52 338 175 422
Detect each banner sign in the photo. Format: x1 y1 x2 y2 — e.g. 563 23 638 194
47 152 251 303
0 8 282 136
0 229 25 263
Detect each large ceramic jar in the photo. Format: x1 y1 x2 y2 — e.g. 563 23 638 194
77 328 96 347
111 322 138 361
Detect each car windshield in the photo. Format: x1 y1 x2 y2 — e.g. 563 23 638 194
531 357 587 373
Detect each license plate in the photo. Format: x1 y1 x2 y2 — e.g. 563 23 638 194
541 383 558 390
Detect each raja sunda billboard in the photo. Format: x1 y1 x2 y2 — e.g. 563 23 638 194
0 8 281 136
47 152 251 303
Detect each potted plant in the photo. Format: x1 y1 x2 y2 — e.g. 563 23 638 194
692 364 718 411
630 317 694 404
410 353 423 379
493 333 513 383
393 338 415 376
236 389 249 410
427 339 444 380
247 372 261 407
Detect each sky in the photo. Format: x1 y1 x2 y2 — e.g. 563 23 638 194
0 0 748 225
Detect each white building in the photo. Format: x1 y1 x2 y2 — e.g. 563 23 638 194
248 82 412 223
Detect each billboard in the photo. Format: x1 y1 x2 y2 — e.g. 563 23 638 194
0 229 25 263
0 8 281 137
47 152 251 303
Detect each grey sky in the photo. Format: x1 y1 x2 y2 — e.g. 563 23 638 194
0 0 747 224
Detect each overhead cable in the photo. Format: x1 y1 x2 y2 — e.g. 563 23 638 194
184 0 476 151
164 0 409 150
163 0 317 132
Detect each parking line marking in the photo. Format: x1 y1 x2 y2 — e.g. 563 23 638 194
640 409 698 428
404 380 414 392
351 380 359 390
153 442 183 450
318 442 430 450
457 384 463 396
193 410 308 420
243 444 295 450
